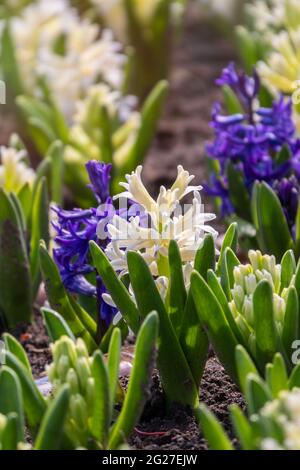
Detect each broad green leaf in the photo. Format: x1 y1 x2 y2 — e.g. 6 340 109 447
216 223 238 275
41 307 75 343
0 189 32 327
3 333 31 374
35 385 70 450
198 404 233 450
281 250 296 290
30 178 49 296
4 351 46 431
246 374 272 415
265 354 288 398
235 345 259 396
1 413 20 451
0 23 23 97
48 141 64 205
168 240 187 335
194 234 215 279
0 367 24 443
89 241 140 334
191 271 239 382
109 312 158 449
179 290 209 389
289 363 300 389
107 328 121 414
227 162 251 221
207 269 246 347
39 242 97 352
91 351 110 447
128 252 199 407
253 280 278 369
282 286 299 362
230 405 253 450
254 182 293 260
119 80 168 176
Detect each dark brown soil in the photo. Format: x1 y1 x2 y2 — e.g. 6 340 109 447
130 357 244 451
18 309 52 378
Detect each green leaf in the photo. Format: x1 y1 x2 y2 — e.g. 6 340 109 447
227 162 251 221
245 374 272 415
91 351 110 447
3 333 31 374
235 345 259 396
4 351 46 431
0 367 24 443
191 271 239 382
198 404 233 450
282 286 299 362
207 269 246 347
34 385 70 450
253 280 278 369
41 307 75 343
119 80 168 175
39 242 97 353
168 240 187 335
128 252 199 407
281 250 296 289
265 354 288 398
253 280 278 368
109 312 159 450
30 178 49 296
0 189 32 327
194 234 215 279
179 290 209 389
253 182 293 260
89 241 140 334
288 363 300 389
216 223 238 275
107 328 121 414
48 141 64 205
222 85 243 114
0 22 23 97
1 413 20 450
230 405 253 450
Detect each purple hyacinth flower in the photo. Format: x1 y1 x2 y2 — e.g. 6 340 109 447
86 160 112 203
205 62 298 229
273 176 300 233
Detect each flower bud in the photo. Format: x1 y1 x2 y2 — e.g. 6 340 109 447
66 368 79 395
70 395 89 432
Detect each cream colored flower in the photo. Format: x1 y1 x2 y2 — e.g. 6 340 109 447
0 146 35 193
103 165 217 277
260 388 300 450
8 0 126 120
65 84 140 168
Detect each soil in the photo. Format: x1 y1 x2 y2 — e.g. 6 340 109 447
3 1 242 451
130 357 244 451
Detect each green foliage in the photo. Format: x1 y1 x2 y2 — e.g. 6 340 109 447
1 313 158 450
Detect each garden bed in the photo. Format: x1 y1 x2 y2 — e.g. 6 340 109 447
14 5 242 451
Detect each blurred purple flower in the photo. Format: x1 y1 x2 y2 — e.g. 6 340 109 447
273 176 300 233
206 63 298 230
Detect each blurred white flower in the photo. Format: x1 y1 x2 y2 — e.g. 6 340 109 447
0 146 35 193
9 0 126 120
103 165 218 277
260 388 300 450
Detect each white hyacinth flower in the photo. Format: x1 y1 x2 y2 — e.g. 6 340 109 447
8 0 126 121
103 165 218 277
0 146 35 193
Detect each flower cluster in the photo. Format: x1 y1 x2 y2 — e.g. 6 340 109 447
105 165 218 278
260 388 300 450
230 251 284 343
206 63 300 232
52 161 118 324
8 0 126 120
242 0 300 103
